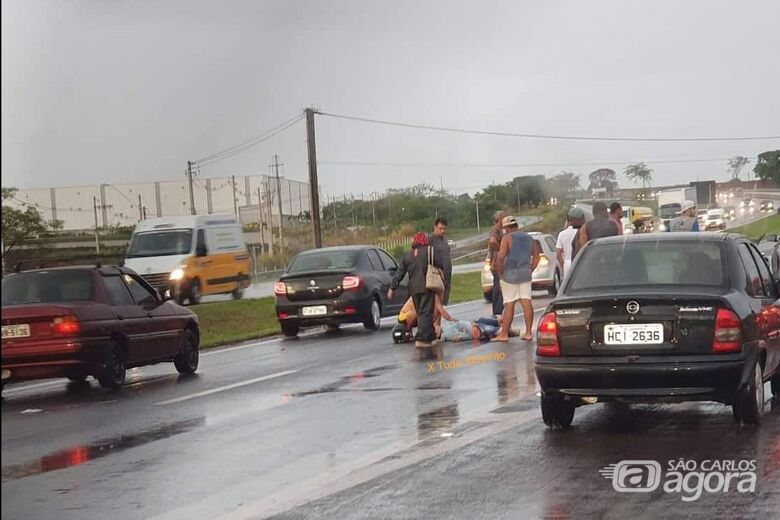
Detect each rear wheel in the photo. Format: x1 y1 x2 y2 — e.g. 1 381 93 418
174 329 199 374
541 393 575 429
281 321 300 337
732 359 764 424
363 298 382 331
97 341 126 390
231 281 244 300
188 279 201 305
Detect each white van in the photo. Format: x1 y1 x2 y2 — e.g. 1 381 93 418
123 214 250 304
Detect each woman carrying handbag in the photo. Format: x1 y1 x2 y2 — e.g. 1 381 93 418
387 232 445 352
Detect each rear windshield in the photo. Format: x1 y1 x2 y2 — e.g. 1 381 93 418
567 241 725 292
127 229 193 258
658 204 680 218
287 251 360 273
2 270 94 305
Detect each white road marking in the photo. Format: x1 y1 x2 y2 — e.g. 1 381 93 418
154 369 299 405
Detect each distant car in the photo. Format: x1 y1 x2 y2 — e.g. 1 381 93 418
704 208 727 231
723 206 736 221
274 246 409 337
1 266 200 391
760 200 775 213
535 233 780 428
447 239 456 250
481 232 562 300
696 208 708 226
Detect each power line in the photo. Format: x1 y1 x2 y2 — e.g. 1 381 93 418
318 111 780 142
193 114 304 166
318 157 738 168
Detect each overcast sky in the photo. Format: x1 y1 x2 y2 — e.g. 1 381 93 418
2 0 779 197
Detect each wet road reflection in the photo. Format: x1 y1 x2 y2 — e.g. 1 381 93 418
1 416 205 480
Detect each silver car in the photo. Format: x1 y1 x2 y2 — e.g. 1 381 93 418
481 232 562 300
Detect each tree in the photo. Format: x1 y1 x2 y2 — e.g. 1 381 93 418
753 150 780 183
727 155 751 181
545 171 581 205
587 168 618 195
623 162 653 188
2 187 51 257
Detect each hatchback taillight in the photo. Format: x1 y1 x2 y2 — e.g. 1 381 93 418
536 312 560 357
712 308 741 353
342 276 362 291
273 282 287 296
52 316 80 336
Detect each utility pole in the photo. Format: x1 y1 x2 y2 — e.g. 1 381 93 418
186 161 196 215
142 206 147 220
272 155 284 249
332 195 339 233
93 196 101 254
475 197 481 233
231 175 238 215
371 192 376 227
257 187 266 254
515 181 521 211
138 194 143 221
305 107 323 248
265 177 275 255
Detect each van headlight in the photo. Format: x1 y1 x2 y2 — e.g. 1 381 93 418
169 268 185 281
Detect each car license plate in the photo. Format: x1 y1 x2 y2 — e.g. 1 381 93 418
604 323 663 345
2 324 31 339
302 305 327 317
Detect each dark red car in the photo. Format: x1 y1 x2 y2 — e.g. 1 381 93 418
1 265 200 391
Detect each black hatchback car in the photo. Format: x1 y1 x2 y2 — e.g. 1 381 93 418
274 246 410 337
535 233 780 428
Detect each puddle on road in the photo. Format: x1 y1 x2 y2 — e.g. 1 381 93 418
1 416 205 480
287 364 399 397
417 404 460 439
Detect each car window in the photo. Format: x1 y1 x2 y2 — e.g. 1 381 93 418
1 270 94 305
568 241 725 292
196 229 207 253
366 250 383 271
103 275 135 306
377 249 398 270
287 251 360 273
748 244 778 298
123 274 159 307
737 243 764 297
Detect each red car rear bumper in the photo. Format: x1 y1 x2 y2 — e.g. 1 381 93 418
1 338 106 383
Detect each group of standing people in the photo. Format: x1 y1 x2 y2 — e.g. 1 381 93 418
388 218 452 348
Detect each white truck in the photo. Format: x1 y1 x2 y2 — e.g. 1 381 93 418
657 187 696 231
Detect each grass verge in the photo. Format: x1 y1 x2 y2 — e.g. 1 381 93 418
190 271 485 349
728 215 780 240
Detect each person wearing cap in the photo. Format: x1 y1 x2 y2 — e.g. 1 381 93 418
556 207 585 278
492 216 540 342
609 202 624 236
668 200 700 232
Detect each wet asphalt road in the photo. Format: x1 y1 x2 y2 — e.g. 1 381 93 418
2 295 779 520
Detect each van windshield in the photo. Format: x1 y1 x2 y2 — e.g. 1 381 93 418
127 230 193 258
659 203 681 218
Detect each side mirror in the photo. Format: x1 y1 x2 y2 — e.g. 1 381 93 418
158 288 172 302
388 266 398 273
196 245 208 257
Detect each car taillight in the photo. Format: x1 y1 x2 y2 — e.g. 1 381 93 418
52 316 80 336
712 308 741 353
342 276 362 291
536 312 559 357
274 282 287 296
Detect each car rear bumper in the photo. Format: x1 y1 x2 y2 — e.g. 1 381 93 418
2 338 107 382
275 293 374 326
534 349 757 404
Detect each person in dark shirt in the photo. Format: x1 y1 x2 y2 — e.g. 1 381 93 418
609 202 624 236
388 232 445 347
428 217 452 304
487 210 507 316
578 201 619 249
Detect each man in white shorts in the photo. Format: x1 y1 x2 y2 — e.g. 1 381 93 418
492 216 540 342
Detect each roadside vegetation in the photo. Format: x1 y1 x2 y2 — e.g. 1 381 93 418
192 271 484 349
728 214 780 240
